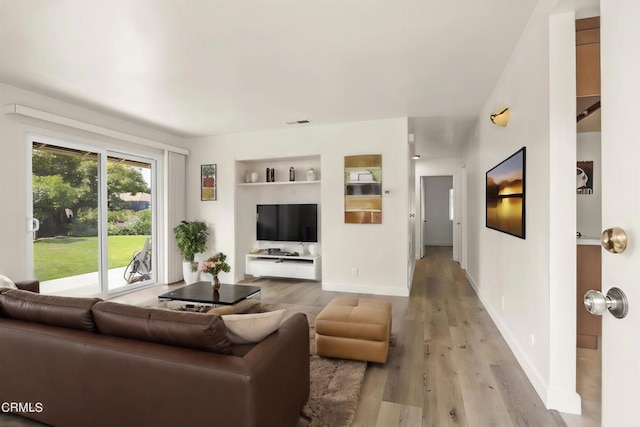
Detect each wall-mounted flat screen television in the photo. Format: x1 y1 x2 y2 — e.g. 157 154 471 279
257 204 318 242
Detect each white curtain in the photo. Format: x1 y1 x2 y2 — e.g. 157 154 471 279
164 151 186 283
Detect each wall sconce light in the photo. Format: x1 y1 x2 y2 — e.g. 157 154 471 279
490 107 510 127
411 154 421 160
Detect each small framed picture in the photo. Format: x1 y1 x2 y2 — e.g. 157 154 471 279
201 164 217 201
577 161 593 195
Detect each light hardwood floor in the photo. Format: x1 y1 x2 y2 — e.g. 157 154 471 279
2 246 599 426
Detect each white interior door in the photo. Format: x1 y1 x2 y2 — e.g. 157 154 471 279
419 176 424 259
599 2 640 424
408 141 416 282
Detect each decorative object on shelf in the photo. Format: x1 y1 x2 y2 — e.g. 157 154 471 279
486 147 526 239
250 171 258 183
265 168 276 182
289 167 295 181
244 170 250 183
344 154 382 224
308 244 316 255
298 242 307 255
306 167 316 181
201 164 217 201
577 161 593 195
490 106 510 127
201 252 231 291
173 220 208 284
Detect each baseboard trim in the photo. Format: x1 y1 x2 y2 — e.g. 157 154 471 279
322 281 410 297
465 271 550 408
465 271 582 414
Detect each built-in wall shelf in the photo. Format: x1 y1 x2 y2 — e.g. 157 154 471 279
246 254 321 281
237 180 319 187
234 154 322 282
236 155 320 185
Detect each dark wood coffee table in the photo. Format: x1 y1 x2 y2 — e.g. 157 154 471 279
158 282 261 306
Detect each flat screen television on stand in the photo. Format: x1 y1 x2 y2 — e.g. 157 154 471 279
256 204 318 243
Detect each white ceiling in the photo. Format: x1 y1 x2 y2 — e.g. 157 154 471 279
0 0 539 156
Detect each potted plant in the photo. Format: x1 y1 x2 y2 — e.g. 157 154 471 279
173 220 208 284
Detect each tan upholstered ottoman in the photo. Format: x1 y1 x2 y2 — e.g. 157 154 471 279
315 297 392 363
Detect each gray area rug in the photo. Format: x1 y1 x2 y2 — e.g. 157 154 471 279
154 300 367 427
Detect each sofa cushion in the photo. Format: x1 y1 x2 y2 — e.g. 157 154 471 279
0 289 101 332
207 305 234 315
14 280 40 293
0 274 17 290
92 301 232 354
222 309 286 344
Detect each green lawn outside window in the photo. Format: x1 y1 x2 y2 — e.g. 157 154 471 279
34 235 149 281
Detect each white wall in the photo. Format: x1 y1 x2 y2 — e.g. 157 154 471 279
185 118 411 296
576 132 601 237
548 8 581 413
0 82 184 283
462 0 580 413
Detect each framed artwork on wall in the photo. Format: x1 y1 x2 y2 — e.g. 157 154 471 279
201 164 217 201
344 154 382 224
486 147 526 239
577 161 593 195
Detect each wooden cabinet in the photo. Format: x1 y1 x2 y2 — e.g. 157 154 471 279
576 17 600 97
576 244 602 349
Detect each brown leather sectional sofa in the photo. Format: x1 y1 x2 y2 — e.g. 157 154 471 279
0 286 310 427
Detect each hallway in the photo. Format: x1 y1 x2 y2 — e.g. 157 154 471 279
358 245 567 425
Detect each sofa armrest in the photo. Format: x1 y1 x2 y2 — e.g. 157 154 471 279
14 280 40 293
243 313 311 427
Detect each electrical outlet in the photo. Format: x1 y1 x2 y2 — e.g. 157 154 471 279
351 267 358 277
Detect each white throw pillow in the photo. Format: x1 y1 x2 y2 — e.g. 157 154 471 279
222 309 286 344
0 274 17 290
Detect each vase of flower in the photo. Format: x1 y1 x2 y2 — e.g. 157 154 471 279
200 252 231 291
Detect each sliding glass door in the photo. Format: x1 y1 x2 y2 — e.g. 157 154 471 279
106 154 155 292
30 136 156 296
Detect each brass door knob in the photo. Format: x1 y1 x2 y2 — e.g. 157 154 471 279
601 227 627 254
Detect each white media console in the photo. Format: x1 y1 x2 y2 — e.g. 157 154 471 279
245 253 321 281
